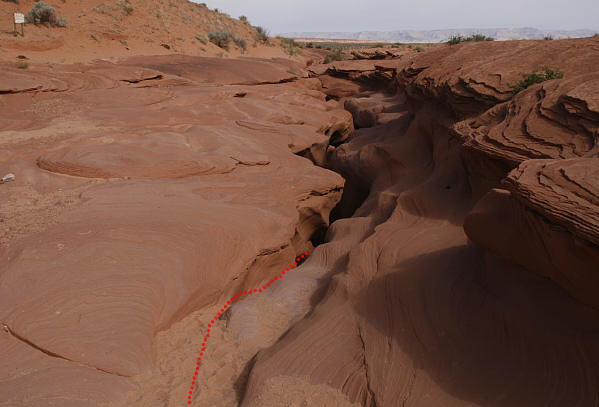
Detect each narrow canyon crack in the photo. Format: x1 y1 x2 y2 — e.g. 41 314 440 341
1 321 130 378
357 324 378 407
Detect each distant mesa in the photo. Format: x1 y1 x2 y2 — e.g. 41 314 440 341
280 27 597 43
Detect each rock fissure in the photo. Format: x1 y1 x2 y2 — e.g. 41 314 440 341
357 324 378 407
1 322 130 378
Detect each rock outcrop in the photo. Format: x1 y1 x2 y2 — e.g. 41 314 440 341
0 56 352 406
2 35 599 407
238 37 599 407
465 158 599 310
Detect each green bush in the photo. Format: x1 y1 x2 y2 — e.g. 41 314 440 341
447 35 463 45
281 38 302 55
253 26 269 43
414 46 425 52
233 36 247 52
16 60 28 69
239 15 248 23
208 31 232 50
3 0 20 4
26 1 66 26
323 48 343 64
448 33 494 45
543 35 554 40
509 67 564 94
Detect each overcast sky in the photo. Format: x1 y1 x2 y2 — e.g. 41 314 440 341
197 0 599 34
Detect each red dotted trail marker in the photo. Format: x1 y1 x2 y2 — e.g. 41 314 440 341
186 251 310 405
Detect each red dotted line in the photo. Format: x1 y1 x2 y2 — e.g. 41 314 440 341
186 251 310 405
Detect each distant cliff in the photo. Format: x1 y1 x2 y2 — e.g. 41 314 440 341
280 27 597 42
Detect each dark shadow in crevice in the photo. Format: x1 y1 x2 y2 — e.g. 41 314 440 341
309 225 328 247
354 245 599 406
329 130 347 148
234 353 258 404
330 178 371 223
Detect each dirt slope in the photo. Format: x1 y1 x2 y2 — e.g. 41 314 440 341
0 0 289 63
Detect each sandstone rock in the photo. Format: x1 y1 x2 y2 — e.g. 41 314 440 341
241 38 599 407
465 158 599 309
3 34 599 407
350 48 409 60
344 98 384 128
1 173 15 183
0 56 352 406
396 38 599 118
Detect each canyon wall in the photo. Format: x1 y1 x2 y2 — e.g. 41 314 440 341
239 37 599 407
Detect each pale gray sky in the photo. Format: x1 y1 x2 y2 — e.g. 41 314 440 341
197 0 599 34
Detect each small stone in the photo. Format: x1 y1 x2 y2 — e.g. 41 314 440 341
1 173 15 183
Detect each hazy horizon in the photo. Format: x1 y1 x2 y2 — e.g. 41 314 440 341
196 0 599 34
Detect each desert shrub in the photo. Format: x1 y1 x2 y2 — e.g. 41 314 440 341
16 60 28 69
281 37 298 47
543 35 554 40
239 15 248 23
323 48 343 64
3 0 20 4
208 31 232 50
414 46 425 52
448 33 494 45
281 37 302 55
195 34 207 44
447 35 462 45
374 42 386 48
469 34 494 42
253 26 269 43
26 1 66 26
233 36 247 52
305 42 314 48
509 67 564 94
593 33 599 38
124 6 133 15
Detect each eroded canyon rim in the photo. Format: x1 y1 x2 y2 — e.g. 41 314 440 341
1 36 598 407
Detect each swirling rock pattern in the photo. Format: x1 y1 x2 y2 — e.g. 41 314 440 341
465 158 599 309
237 38 599 407
0 56 352 406
2 37 599 407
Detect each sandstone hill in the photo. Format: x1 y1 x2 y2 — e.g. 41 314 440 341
0 0 287 63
